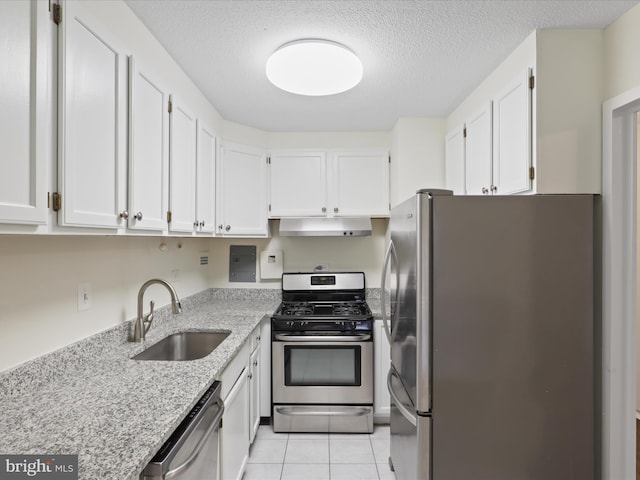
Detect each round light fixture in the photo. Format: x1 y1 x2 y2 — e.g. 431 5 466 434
266 39 363 96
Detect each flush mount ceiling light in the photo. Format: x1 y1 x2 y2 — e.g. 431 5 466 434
266 39 363 96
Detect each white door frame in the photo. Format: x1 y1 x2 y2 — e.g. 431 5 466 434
602 85 640 480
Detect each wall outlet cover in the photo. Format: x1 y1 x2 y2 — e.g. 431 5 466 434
260 250 283 279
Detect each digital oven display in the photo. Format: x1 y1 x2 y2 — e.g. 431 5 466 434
311 275 336 286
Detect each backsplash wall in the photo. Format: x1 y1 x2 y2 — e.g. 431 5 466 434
0 235 212 371
208 219 388 289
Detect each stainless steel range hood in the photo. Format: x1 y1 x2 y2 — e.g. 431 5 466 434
278 217 372 237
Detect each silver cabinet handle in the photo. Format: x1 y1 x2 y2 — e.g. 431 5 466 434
200 221 205 227
387 369 417 427
248 372 253 380
491 185 497 194
253 360 258 366
225 225 231 231
321 207 326 213
133 212 143 221
274 333 371 342
218 224 223 230
119 211 129 219
481 187 489 195
256 335 261 341
334 207 339 213
194 221 199 228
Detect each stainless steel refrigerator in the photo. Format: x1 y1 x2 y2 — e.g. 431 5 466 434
381 189 597 480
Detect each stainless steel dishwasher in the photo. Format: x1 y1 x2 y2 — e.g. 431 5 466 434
142 381 223 480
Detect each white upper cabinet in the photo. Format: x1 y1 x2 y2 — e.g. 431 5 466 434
0 0 48 226
444 125 466 195
492 71 532 195
168 96 197 233
127 56 169 231
449 70 533 196
464 104 492 195
195 122 216 234
217 142 269 237
268 149 389 218
331 151 389 217
58 0 127 229
269 151 327 217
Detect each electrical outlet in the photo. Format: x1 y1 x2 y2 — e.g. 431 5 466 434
77 283 92 311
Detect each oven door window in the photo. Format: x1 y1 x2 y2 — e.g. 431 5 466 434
284 345 361 387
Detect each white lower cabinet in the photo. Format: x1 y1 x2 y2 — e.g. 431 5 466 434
374 319 390 419
248 342 261 444
219 323 264 480
220 365 249 480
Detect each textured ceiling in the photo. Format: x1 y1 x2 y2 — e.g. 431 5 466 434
124 0 638 132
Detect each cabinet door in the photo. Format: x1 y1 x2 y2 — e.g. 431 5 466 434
259 317 271 417
464 104 492 196
269 151 327 217
220 369 249 480
249 346 261 444
196 122 216 234
374 320 391 417
127 56 169 231
217 143 268 236
168 96 197 233
0 0 48 225
331 151 390 216
58 0 127 228
445 125 466 195
493 71 532 195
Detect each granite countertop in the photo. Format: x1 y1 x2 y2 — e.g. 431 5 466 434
0 288 280 480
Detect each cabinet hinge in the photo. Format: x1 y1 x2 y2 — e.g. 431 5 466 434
168 100 172 113
267 157 271 165
529 74 535 90
529 166 535 180
52 3 62 25
166 211 172 223
388 155 391 163
463 127 467 138
51 192 62 212
268 204 271 212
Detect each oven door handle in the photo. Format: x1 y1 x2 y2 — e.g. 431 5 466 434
273 333 371 342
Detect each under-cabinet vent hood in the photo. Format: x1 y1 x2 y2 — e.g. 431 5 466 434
278 217 372 237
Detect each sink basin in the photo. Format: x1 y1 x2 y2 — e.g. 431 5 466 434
132 331 230 361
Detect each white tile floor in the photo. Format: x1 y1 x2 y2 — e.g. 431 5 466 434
244 425 396 480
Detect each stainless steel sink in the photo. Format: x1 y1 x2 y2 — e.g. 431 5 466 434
132 331 230 361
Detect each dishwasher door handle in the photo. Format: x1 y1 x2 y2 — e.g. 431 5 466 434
165 399 224 479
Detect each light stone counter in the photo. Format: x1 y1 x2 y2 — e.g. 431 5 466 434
0 288 280 480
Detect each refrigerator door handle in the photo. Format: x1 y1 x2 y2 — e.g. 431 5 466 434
387 368 417 427
380 241 399 344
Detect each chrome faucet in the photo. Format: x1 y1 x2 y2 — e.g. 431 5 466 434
132 278 182 342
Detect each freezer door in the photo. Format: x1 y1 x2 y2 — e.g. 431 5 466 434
388 365 431 480
430 194 596 480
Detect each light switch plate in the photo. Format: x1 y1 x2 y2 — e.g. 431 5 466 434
77 283 92 311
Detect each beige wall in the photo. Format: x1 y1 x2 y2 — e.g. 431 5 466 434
603 2 640 100
208 219 388 289
390 117 446 207
637 113 640 416
602 0 640 418
0 236 211 371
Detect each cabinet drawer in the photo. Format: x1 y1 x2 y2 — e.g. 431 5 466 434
220 339 250 399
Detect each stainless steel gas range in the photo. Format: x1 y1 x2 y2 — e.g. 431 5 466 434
271 272 374 433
